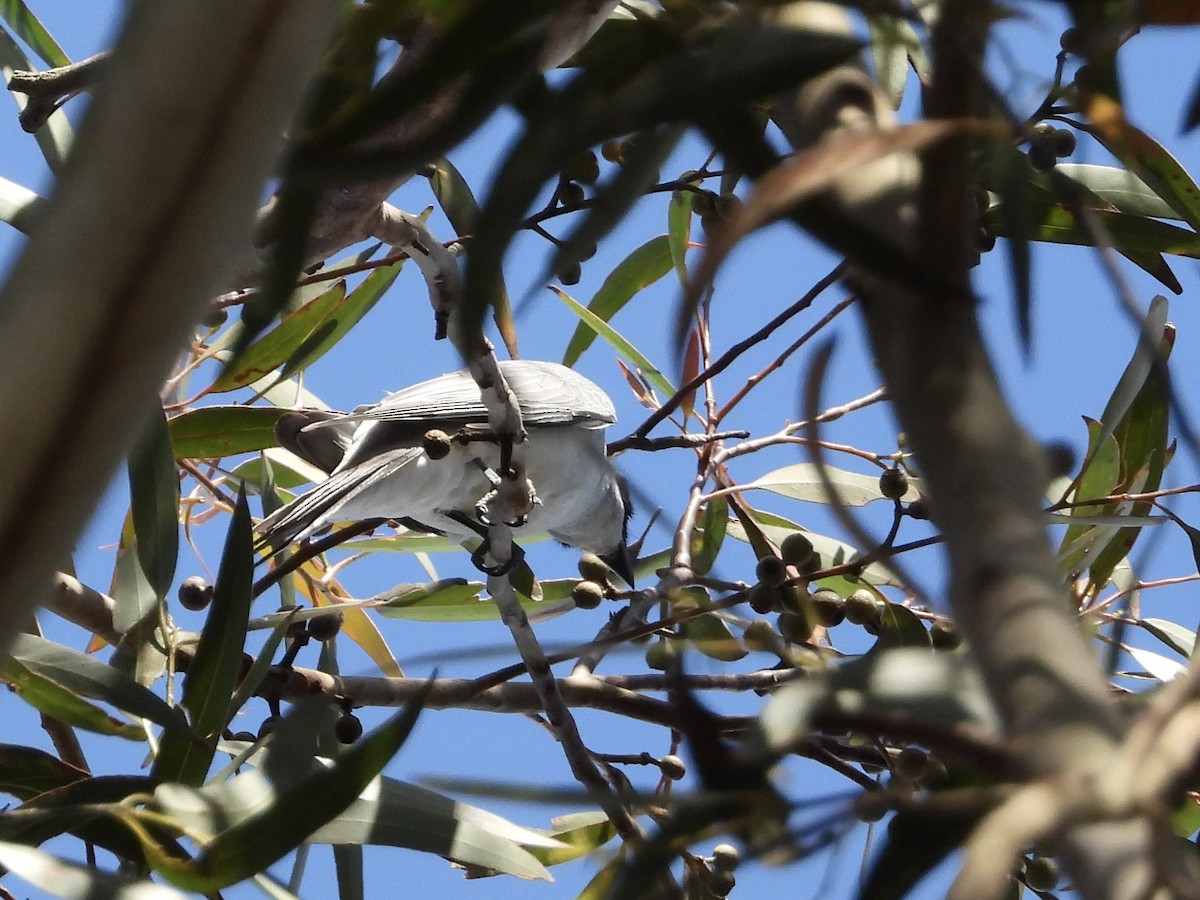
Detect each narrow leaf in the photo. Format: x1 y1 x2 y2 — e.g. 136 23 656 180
0 657 146 740
562 235 673 366
169 406 287 460
7 634 186 734
682 612 747 662
0 1 70 66
552 287 677 399
742 462 916 506
690 497 728 577
0 841 185 900
666 186 694 287
153 492 254 786
127 403 180 599
1137 617 1196 658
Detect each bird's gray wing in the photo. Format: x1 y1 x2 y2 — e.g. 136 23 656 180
340 361 616 429
255 447 421 552
275 409 353 474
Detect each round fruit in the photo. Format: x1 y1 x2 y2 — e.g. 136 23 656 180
659 754 686 780
779 584 812 616
706 868 736 898
930 619 962 650
747 584 779 615
1024 856 1060 891
906 497 931 520
1059 26 1082 54
257 715 282 740
894 747 930 782
645 637 679 671
1050 127 1076 158
230 731 257 743
178 576 213 611
335 712 363 744
845 589 883 626
755 555 787 587
710 843 740 872
422 429 453 460
572 580 605 610
601 139 623 163
777 611 813 645
559 180 586 205
564 150 600 184
307 611 344 642
1043 440 1076 479
879 466 909 501
1028 140 1057 172
578 553 611 583
853 790 890 823
780 532 815 566
812 589 845 628
557 261 582 286
742 619 777 652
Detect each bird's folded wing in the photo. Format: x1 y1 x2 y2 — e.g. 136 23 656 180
256 447 422 552
339 363 617 429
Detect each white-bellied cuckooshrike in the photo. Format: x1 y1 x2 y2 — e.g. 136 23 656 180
257 360 634 585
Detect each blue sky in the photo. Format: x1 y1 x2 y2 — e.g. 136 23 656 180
4 3 1200 899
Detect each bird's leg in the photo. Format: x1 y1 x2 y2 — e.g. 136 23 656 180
469 459 530 529
444 509 526 576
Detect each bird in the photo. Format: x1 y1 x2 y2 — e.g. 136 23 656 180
257 360 634 585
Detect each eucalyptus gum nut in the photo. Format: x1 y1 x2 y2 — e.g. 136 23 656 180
742 618 777 652
780 532 815 566
755 555 787 587
1027 140 1057 172
812 590 845 627
1051 127 1076 157
422 429 452 459
747 584 779 615
601 139 623 163
564 150 600 184
659 754 686 780
645 637 679 670
845 588 883 625
777 611 813 644
178 575 213 611
710 843 740 872
930 619 962 650
335 712 363 744
557 261 582 286
893 747 930 781
578 552 611 583
559 180 586 205
307 610 344 642
878 466 908 500
571 580 604 610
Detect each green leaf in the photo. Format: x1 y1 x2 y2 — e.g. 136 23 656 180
0 657 146 740
550 124 684 291
427 156 517 356
153 492 254 786
1056 163 1179 218
1171 796 1200 838
0 174 45 233
1085 101 1200 232
7 634 187 735
667 187 694 287
523 810 617 868
212 258 403 394
867 14 923 109
169 406 287 459
741 462 918 506
163 690 428 892
1136 617 1196 658
682 612 747 662
562 235 674 366
307 777 557 880
0 1 70 67
552 287 676 400
0 744 87 801
690 497 727 577
110 517 159 634
0 841 186 900
1058 419 1122 570
374 579 581 623
127 404 180 600
872 603 931 652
